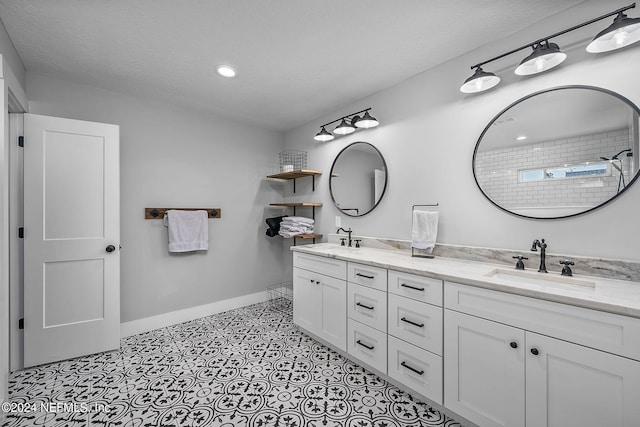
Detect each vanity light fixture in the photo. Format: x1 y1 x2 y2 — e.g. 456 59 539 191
514 41 567 76
313 108 379 141
314 126 335 142
587 10 640 52
461 3 639 93
354 110 380 128
333 118 356 135
460 67 500 93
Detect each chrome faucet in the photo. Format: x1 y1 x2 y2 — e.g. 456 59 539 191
530 238 548 273
337 227 353 247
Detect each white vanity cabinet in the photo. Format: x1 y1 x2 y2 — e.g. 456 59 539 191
293 252 347 351
444 282 640 427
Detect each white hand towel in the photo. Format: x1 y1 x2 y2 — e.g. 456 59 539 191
164 210 209 252
411 211 438 252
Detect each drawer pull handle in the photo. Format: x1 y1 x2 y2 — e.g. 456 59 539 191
510 341 518 349
401 317 424 328
400 283 425 292
530 348 539 356
401 361 424 376
356 272 375 279
356 302 374 310
356 340 374 350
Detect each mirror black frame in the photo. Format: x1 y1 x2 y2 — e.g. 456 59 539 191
329 141 388 217
472 85 640 220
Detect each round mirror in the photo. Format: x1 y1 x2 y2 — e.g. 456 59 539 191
330 142 387 217
473 86 640 219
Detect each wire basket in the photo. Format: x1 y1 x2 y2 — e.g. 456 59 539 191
266 281 293 314
279 150 307 172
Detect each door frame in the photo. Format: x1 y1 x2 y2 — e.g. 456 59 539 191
0 54 28 405
8 113 23 372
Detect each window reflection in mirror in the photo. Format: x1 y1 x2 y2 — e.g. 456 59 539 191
330 142 387 217
473 86 640 219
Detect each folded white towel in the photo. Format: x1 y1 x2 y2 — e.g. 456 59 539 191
280 227 313 234
411 211 438 253
164 210 209 252
281 216 314 225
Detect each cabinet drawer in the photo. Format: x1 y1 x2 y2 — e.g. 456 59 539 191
389 270 443 306
445 281 640 361
348 262 387 291
348 283 387 332
388 335 443 405
293 252 346 280
347 319 387 374
388 293 443 355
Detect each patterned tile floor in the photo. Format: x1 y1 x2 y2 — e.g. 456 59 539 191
2 302 462 427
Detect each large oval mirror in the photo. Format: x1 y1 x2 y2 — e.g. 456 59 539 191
330 142 387 217
473 86 640 219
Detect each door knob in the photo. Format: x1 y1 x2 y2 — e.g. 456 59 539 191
106 245 116 253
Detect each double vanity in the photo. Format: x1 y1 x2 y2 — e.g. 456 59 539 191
291 243 640 427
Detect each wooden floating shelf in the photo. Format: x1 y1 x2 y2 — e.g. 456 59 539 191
293 234 322 240
270 202 323 207
267 169 322 180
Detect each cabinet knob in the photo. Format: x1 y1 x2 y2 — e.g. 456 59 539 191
530 348 539 356
510 341 518 349
310 279 315 284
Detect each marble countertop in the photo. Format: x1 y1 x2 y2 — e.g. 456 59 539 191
291 243 640 319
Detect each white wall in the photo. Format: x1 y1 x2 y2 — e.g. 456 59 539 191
0 18 25 92
27 73 286 323
284 2 640 263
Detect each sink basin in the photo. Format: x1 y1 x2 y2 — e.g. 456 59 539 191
484 268 596 288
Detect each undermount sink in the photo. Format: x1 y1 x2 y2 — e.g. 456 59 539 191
484 268 596 288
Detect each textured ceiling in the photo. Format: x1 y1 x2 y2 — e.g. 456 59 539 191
0 0 584 131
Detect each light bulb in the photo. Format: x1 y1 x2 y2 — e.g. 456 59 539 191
614 29 629 47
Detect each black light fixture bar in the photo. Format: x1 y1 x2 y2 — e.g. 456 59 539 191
470 3 636 71
319 108 372 129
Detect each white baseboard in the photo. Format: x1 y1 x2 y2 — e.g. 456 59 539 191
120 290 269 338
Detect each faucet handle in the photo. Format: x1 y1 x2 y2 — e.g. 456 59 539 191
560 260 574 276
512 255 528 270
340 238 346 246
354 239 361 248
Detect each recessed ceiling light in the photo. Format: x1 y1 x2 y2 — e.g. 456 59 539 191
216 65 237 78
516 135 527 141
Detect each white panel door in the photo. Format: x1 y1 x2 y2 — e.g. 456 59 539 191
444 309 525 427
526 332 640 427
24 113 120 367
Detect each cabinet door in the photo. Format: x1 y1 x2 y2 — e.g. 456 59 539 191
526 332 640 427
444 310 525 427
293 267 321 334
319 274 347 351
